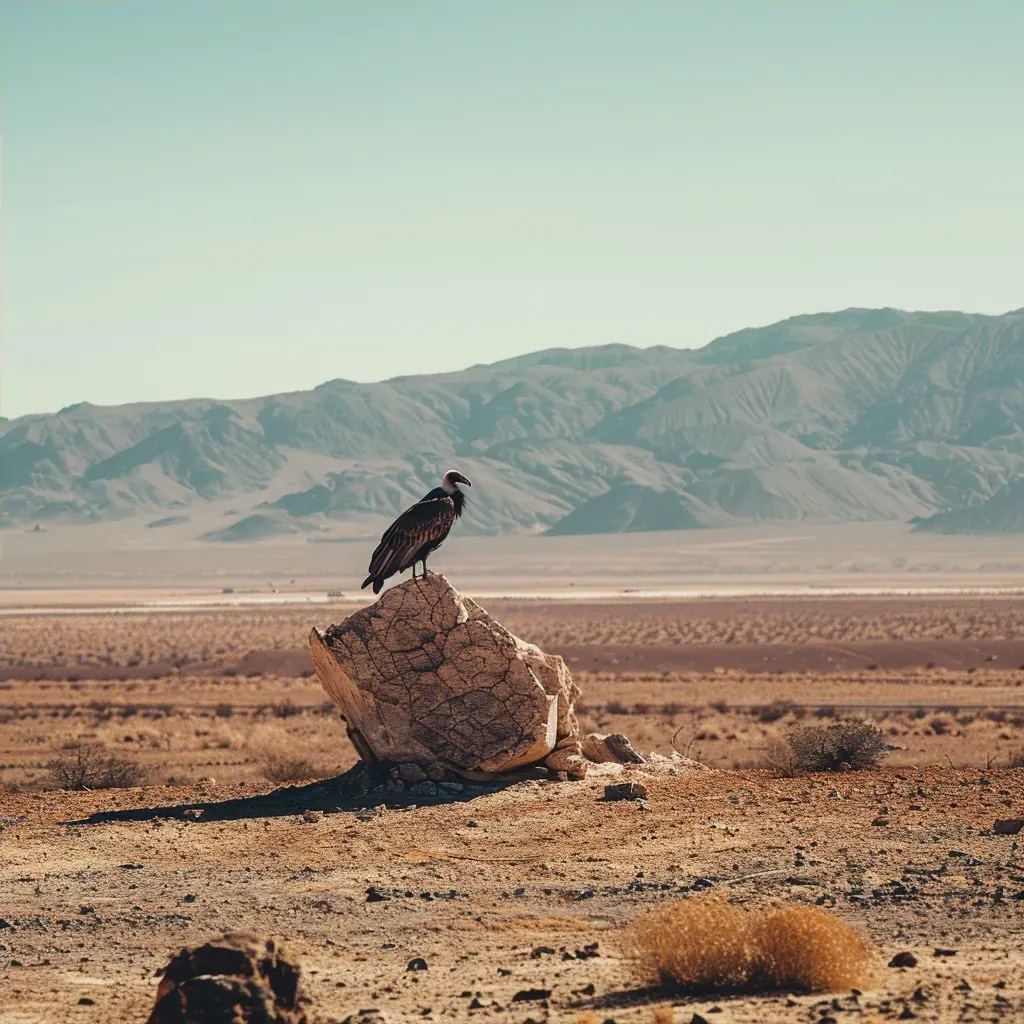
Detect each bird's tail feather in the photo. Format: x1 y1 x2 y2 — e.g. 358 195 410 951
361 575 375 590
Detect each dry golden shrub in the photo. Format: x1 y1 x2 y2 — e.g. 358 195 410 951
629 898 872 994
651 1008 676 1024
630 899 760 991
753 905 873 992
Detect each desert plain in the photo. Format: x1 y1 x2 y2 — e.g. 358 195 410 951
2 527 1024 1024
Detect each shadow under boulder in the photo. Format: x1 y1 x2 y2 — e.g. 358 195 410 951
66 760 521 826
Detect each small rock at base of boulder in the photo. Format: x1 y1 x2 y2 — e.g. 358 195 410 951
147 932 306 1024
397 763 428 784
603 782 648 802
889 951 918 968
582 732 646 764
406 958 428 971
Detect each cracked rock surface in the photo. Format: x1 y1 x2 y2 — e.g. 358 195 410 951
309 575 585 777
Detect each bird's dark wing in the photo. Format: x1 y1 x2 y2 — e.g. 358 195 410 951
364 496 456 583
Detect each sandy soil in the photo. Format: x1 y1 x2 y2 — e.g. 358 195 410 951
2 594 1023 1023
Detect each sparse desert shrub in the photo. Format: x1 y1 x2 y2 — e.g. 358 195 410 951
628 898 872 995
214 702 234 718
1009 749 1024 769
261 753 320 783
756 700 795 724
929 716 952 735
760 737 799 777
605 699 630 715
763 721 888 773
709 700 729 714
271 699 301 719
46 742 146 790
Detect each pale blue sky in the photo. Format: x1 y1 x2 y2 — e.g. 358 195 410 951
3 1 1023 419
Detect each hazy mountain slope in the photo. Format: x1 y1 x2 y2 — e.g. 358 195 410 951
545 485 730 535
3 308 1023 536
913 478 1024 535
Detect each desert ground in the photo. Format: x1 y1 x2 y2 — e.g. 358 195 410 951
2 528 1024 1024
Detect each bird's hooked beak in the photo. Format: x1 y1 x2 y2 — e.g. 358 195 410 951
442 470 472 493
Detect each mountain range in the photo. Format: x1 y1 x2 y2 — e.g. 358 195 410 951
3 307 1023 537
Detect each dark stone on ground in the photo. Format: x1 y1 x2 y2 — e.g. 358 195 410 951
993 819 1024 835
602 782 648 802
889 952 918 968
147 932 306 1024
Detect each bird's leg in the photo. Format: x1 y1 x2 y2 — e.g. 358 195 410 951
421 557 431 577
411 563 418 580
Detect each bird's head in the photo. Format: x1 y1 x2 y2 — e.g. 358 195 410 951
442 470 472 494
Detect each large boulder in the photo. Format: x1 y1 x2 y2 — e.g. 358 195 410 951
309 575 586 778
148 932 307 1024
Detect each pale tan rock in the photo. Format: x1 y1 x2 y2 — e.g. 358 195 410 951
310 575 586 777
582 731 647 765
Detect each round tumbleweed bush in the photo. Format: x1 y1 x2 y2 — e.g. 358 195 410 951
628 898 873 994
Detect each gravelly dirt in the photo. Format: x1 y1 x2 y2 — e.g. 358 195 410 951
2 596 1023 1024
1 764 1022 1024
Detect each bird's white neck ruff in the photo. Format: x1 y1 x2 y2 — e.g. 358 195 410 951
441 477 456 495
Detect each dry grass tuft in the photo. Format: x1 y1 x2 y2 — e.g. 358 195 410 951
46 742 146 790
248 724 327 783
650 1008 676 1024
628 898 872 994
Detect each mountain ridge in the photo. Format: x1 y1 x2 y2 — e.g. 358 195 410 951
3 307 1023 536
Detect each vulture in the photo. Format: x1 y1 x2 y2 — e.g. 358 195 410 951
361 470 472 594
